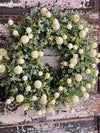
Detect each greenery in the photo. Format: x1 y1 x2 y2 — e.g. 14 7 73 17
0 7 99 116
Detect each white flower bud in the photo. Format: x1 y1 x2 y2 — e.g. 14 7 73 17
84 27 89 32
95 58 99 64
86 69 91 74
70 58 77 65
10 97 14 102
80 86 86 92
0 55 2 60
79 49 83 54
91 63 96 68
38 51 44 57
13 30 19 36
97 53 100 58
32 95 37 101
67 23 72 29
45 73 50 79
95 70 99 76
16 94 24 103
78 24 83 30
56 37 63 45
0 48 7 56
0 64 6 73
50 99 56 105
72 95 79 104
75 74 82 82
63 61 68 66
17 58 25 64
65 104 70 110
28 33 33 39
73 54 78 58
73 15 80 22
69 63 74 68
8 19 13 25
54 92 60 98
90 50 97 57
21 35 29 44
86 83 91 89
62 34 67 40
41 8 47 16
26 27 32 33
93 42 97 48
34 80 42 89
70 108 75 114
73 45 78 50
37 110 42 116
58 86 64 91
67 78 72 84
83 92 89 100
45 11 51 18
25 86 31 92
22 75 28 81
14 65 23 74
38 71 43 76
79 30 86 38
68 43 73 49
6 99 11 104
31 50 38 58
42 109 46 114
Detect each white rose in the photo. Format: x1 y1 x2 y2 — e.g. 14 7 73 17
68 43 73 49
84 27 89 32
73 54 78 58
26 86 31 92
16 94 24 102
67 23 72 29
90 50 97 57
45 73 50 79
26 27 32 33
6 99 11 104
58 86 64 91
62 34 67 40
75 74 82 82
79 30 86 38
91 63 96 68
22 75 28 81
72 95 79 104
17 58 25 64
67 78 72 84
28 33 33 39
31 51 38 58
13 30 19 36
22 104 29 111
38 71 43 76
54 92 60 98
86 83 91 89
41 94 47 100
94 58 99 64
80 86 86 92
0 64 6 73
40 99 47 105
63 61 68 66
56 37 63 45
53 23 60 30
78 25 83 30
83 92 89 100
86 69 91 74
93 42 97 48
14 65 23 74
41 8 47 16
0 48 7 56
38 51 44 57
70 58 77 65
45 11 51 18
73 15 80 22
37 110 42 116
50 99 56 105
97 53 100 58
10 97 14 102
79 49 83 54
34 80 42 89
0 55 2 60
95 70 99 76
69 64 74 68
21 35 29 44
70 108 75 114
8 19 13 25
73 45 78 50
32 95 37 101
92 79 96 84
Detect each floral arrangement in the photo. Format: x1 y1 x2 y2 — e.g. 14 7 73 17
0 7 99 116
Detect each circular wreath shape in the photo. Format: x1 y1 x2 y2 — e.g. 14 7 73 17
0 7 99 116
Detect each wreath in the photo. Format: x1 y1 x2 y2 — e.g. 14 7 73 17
0 7 99 116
